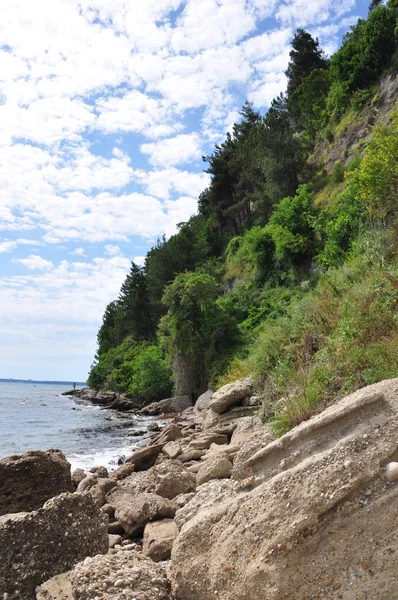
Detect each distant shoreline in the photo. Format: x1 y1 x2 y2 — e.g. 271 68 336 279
0 379 87 386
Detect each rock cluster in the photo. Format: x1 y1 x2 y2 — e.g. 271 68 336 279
6 377 398 600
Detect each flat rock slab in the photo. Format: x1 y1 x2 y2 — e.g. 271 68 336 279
171 379 398 600
0 492 108 600
0 449 73 516
141 395 192 416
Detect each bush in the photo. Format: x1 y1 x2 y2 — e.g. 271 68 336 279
265 185 318 267
127 345 173 401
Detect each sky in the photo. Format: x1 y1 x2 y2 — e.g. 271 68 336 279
0 0 369 382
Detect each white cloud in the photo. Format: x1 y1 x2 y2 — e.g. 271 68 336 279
0 238 42 253
71 247 86 256
104 244 122 256
133 255 146 266
140 133 202 168
14 254 53 270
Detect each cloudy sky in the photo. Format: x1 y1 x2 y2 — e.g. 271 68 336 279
0 0 368 381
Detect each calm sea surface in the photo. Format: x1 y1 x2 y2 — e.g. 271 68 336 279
0 381 155 471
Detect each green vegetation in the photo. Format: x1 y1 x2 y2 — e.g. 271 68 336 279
89 7 398 431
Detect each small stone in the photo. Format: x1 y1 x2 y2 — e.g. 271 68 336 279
343 460 352 470
386 462 398 482
114 579 125 588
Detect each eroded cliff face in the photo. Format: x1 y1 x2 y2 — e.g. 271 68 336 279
315 72 398 173
171 378 398 600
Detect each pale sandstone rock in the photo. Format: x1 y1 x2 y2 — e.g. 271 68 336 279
208 377 253 415
386 461 398 482
188 432 228 450
0 449 73 516
107 460 196 503
171 379 398 600
36 572 73 600
114 492 177 536
174 479 241 530
194 389 214 413
112 462 135 480
108 534 123 548
143 518 178 561
71 468 86 488
202 409 221 430
69 550 171 599
152 423 182 445
0 492 108 600
89 477 117 507
141 395 192 416
162 440 182 459
196 454 232 485
126 443 164 471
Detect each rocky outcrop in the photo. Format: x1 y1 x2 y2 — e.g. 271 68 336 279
62 388 141 411
171 379 398 600
0 449 73 516
0 492 108 599
143 518 179 562
208 378 253 414
141 395 193 416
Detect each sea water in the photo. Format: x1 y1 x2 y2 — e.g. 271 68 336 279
0 380 155 471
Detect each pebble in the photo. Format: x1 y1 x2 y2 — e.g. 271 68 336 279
385 462 398 482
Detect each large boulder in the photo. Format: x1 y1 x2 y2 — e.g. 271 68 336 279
141 395 192 416
208 378 253 415
0 492 108 599
171 379 398 600
114 492 177 536
0 449 73 516
194 389 214 413
143 518 178 562
39 551 171 600
108 460 196 502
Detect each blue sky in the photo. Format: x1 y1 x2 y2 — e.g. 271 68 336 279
0 0 369 381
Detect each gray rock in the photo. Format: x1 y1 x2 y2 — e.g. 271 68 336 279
0 449 73 516
0 492 108 599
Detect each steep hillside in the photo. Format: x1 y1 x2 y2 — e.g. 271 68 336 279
88 3 398 435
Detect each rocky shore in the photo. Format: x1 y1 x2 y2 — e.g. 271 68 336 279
2 377 398 599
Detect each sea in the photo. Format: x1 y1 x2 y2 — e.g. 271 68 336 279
0 380 157 471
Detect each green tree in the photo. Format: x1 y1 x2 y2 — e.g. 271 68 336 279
160 272 238 395
265 185 318 266
259 95 308 203
119 262 154 341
